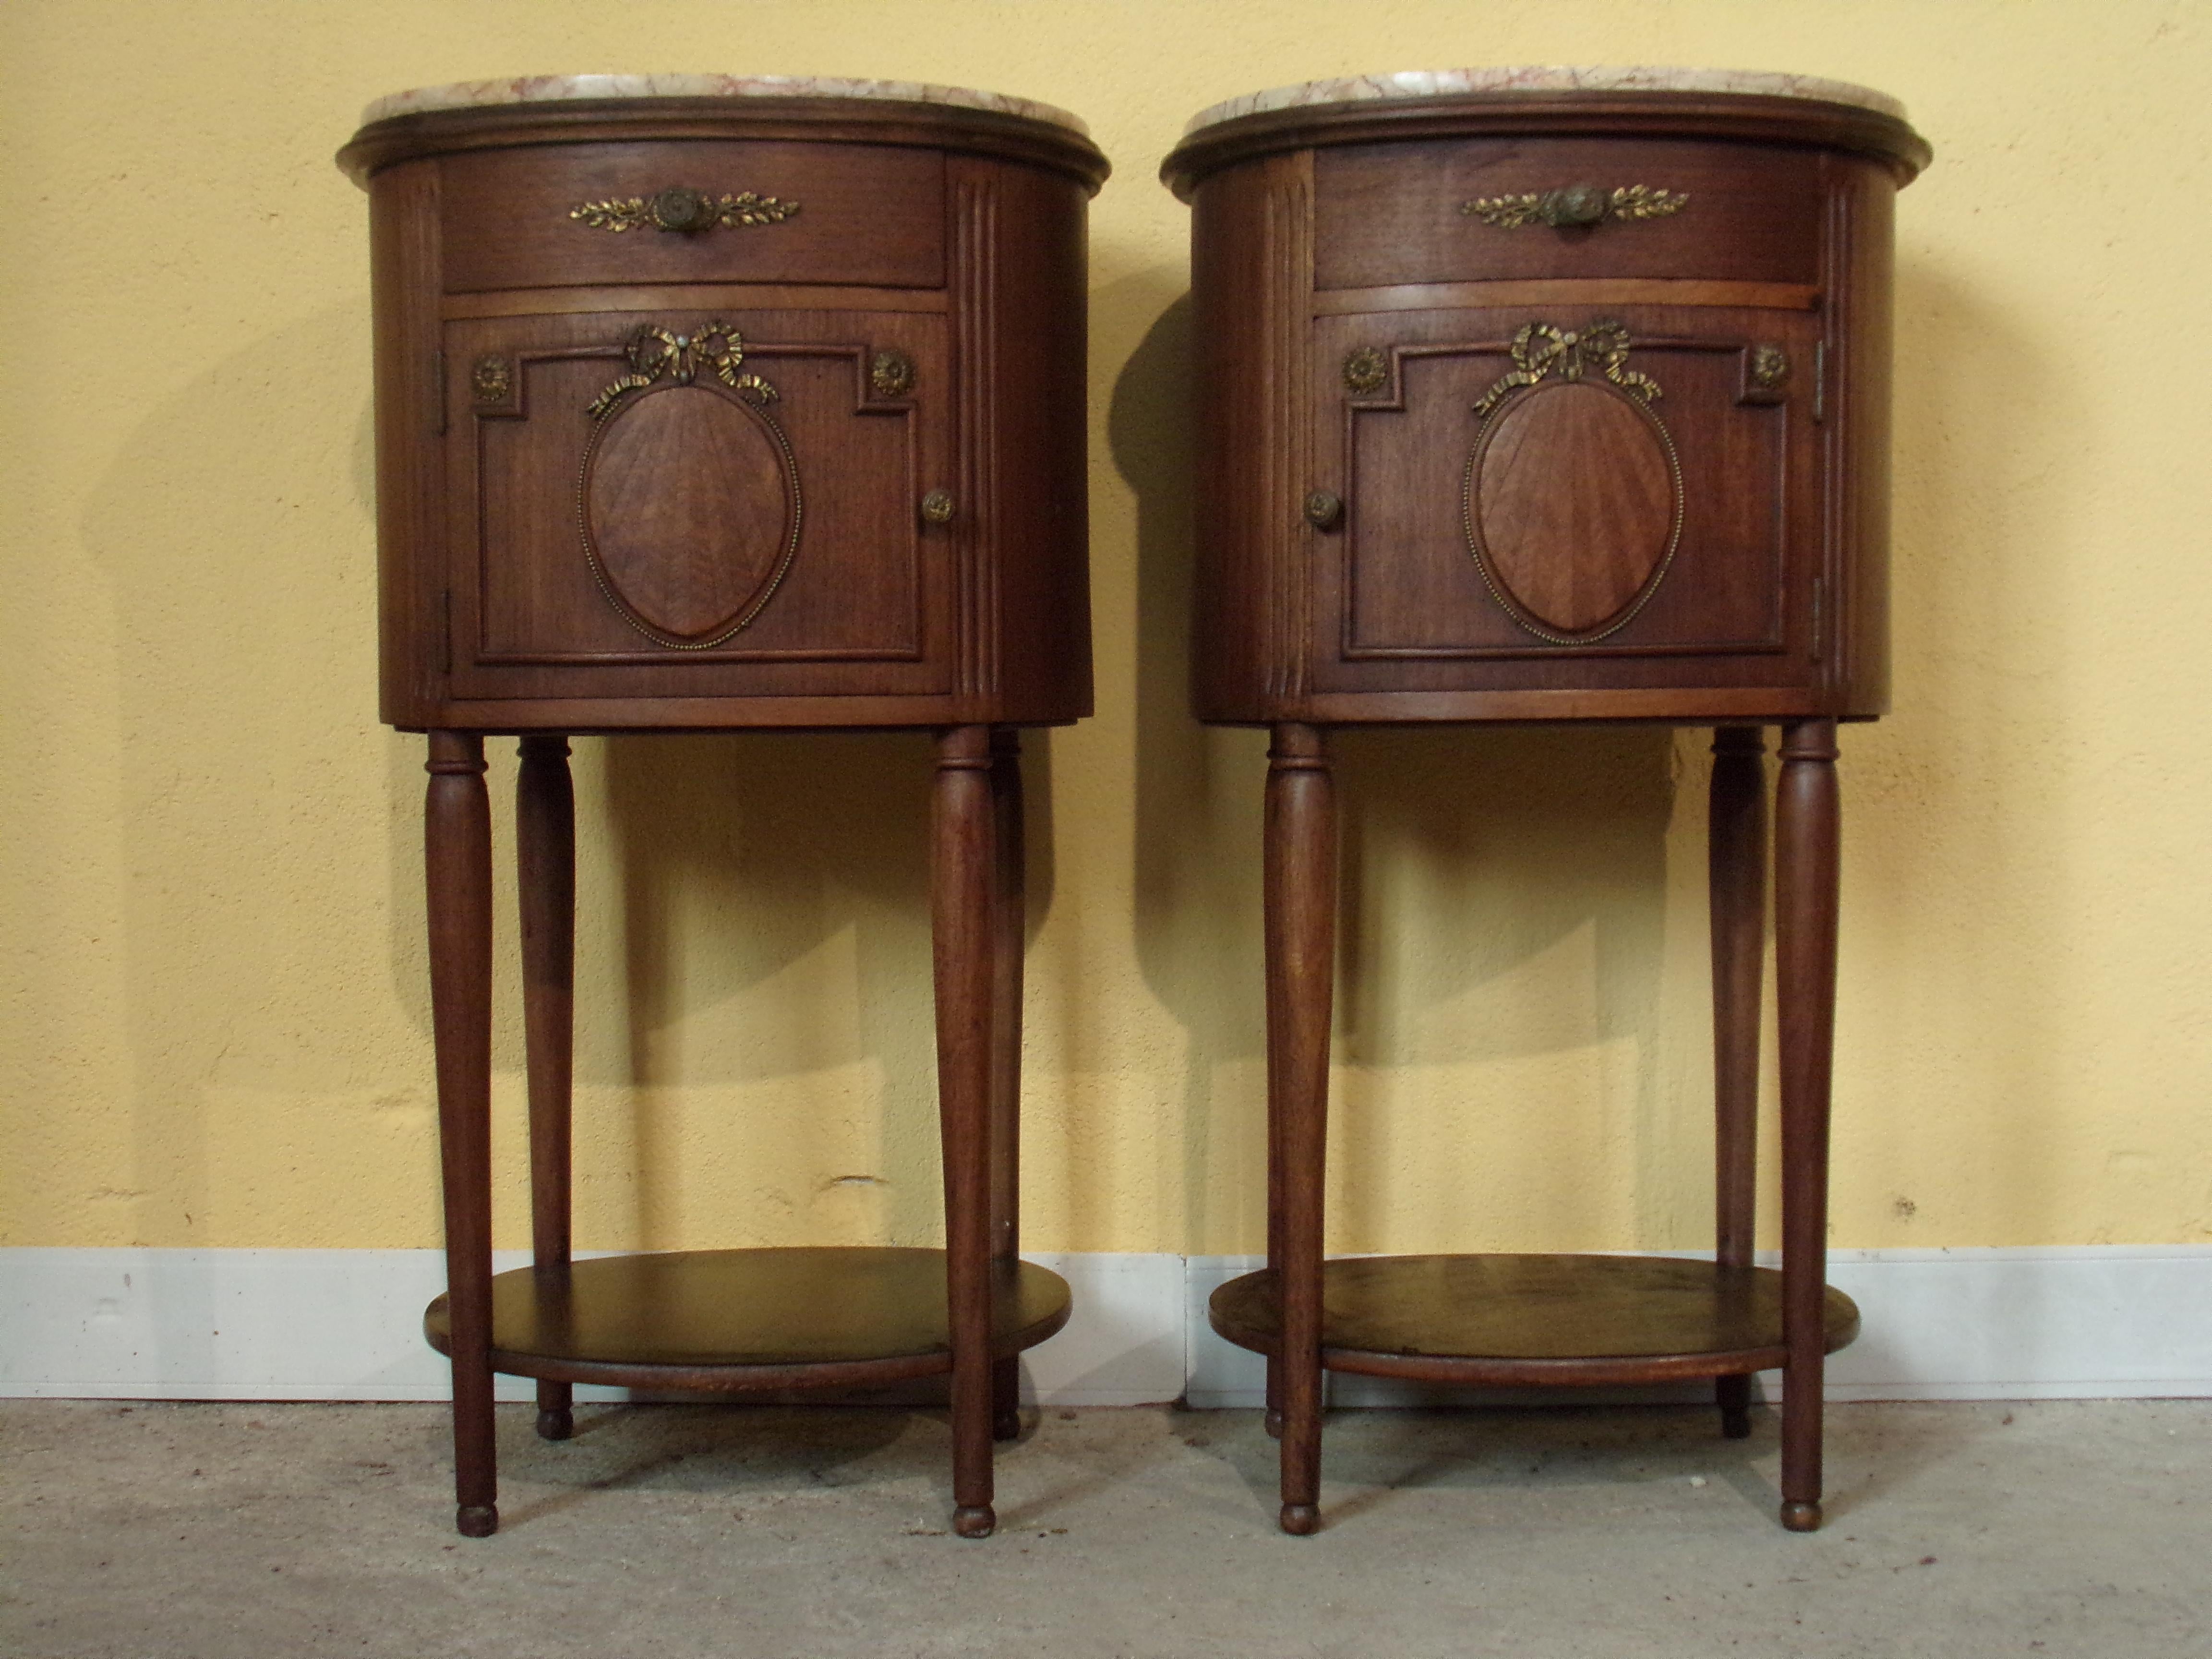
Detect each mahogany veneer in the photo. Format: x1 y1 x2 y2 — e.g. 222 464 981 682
1163 84 1927 1536
341 91 1107 1541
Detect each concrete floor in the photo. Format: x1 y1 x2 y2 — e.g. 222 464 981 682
4 1398 2206 1658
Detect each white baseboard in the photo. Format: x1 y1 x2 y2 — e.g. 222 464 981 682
0 1248 1185 1407
4 1246 2206 1405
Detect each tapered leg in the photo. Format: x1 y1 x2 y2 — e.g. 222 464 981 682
517 735 576 1443
934 727 998 1538
426 733 497 1538
1265 797 1288 1444
1264 1048 1286 1440
1775 720 1841 1531
1266 724 1335 1536
987 728 1025 1443
1710 727 1767 1440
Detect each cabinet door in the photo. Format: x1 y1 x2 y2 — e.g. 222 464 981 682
444 307 952 702
1309 303 1824 696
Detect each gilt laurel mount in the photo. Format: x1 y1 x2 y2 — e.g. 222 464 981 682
588 323 778 420
1471 321 1662 419
1461 184 1688 229
569 188 802 234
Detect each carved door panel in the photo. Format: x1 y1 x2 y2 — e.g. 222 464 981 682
444 307 952 702
1308 304 1824 695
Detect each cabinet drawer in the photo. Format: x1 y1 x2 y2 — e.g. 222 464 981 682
441 141 945 293
1313 139 1822 290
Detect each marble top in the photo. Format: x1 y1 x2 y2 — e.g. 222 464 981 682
1182 66 1908 136
361 74 1089 138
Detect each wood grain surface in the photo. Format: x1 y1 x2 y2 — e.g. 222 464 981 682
1471 379 1678 633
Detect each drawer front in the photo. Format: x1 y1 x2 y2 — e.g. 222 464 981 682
1313 139 1822 290
444 307 954 702
441 141 945 293
1307 303 1824 695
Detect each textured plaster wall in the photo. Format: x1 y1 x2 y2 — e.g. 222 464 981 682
2 1 2207 1257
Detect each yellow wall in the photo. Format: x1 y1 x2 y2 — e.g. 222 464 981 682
4 1 2208 1258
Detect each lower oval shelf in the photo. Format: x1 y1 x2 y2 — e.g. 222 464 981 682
1210 1253 1858 1386
425 1247 1072 1392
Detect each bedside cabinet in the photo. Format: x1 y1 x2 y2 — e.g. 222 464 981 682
339 75 1108 1540
1162 69 1928 1534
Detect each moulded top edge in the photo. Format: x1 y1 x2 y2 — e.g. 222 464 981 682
1180 66 1909 136
359 73 1089 139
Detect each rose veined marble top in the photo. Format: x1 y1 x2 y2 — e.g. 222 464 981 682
360 74 1089 137
1182 67 1907 135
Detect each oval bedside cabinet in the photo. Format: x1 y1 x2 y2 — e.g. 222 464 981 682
1162 69 1928 1536
338 76 1108 1540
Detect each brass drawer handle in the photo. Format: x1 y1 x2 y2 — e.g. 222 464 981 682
569 187 802 234
1304 490 1344 531
1461 184 1688 228
921 489 956 526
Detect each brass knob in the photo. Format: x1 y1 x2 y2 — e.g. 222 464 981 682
1304 490 1344 531
921 489 956 525
1544 184 1611 227
649 186 716 233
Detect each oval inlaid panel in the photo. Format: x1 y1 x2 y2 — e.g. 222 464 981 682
1467 380 1680 638
582 384 798 646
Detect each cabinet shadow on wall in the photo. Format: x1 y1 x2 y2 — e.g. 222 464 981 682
1110 286 1676 1256
592 728 1053 1077
558 730 1047 1244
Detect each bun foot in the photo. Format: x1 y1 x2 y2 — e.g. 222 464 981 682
1264 1409 1284 1439
1780 1500 1822 1533
1279 1503 1319 1536
536 1408 573 1442
993 1408 1022 1443
1720 1406 1752 1440
953 1504 996 1539
456 1503 498 1538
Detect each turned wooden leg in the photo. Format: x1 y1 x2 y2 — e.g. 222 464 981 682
1267 724 1335 1536
1775 719 1841 1532
987 729 1026 1443
517 735 576 1444
1710 727 1767 1441
934 727 998 1538
426 733 497 1538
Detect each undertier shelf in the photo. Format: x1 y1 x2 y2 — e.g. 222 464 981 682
425 1247 1071 1391
1210 1253 1858 1386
